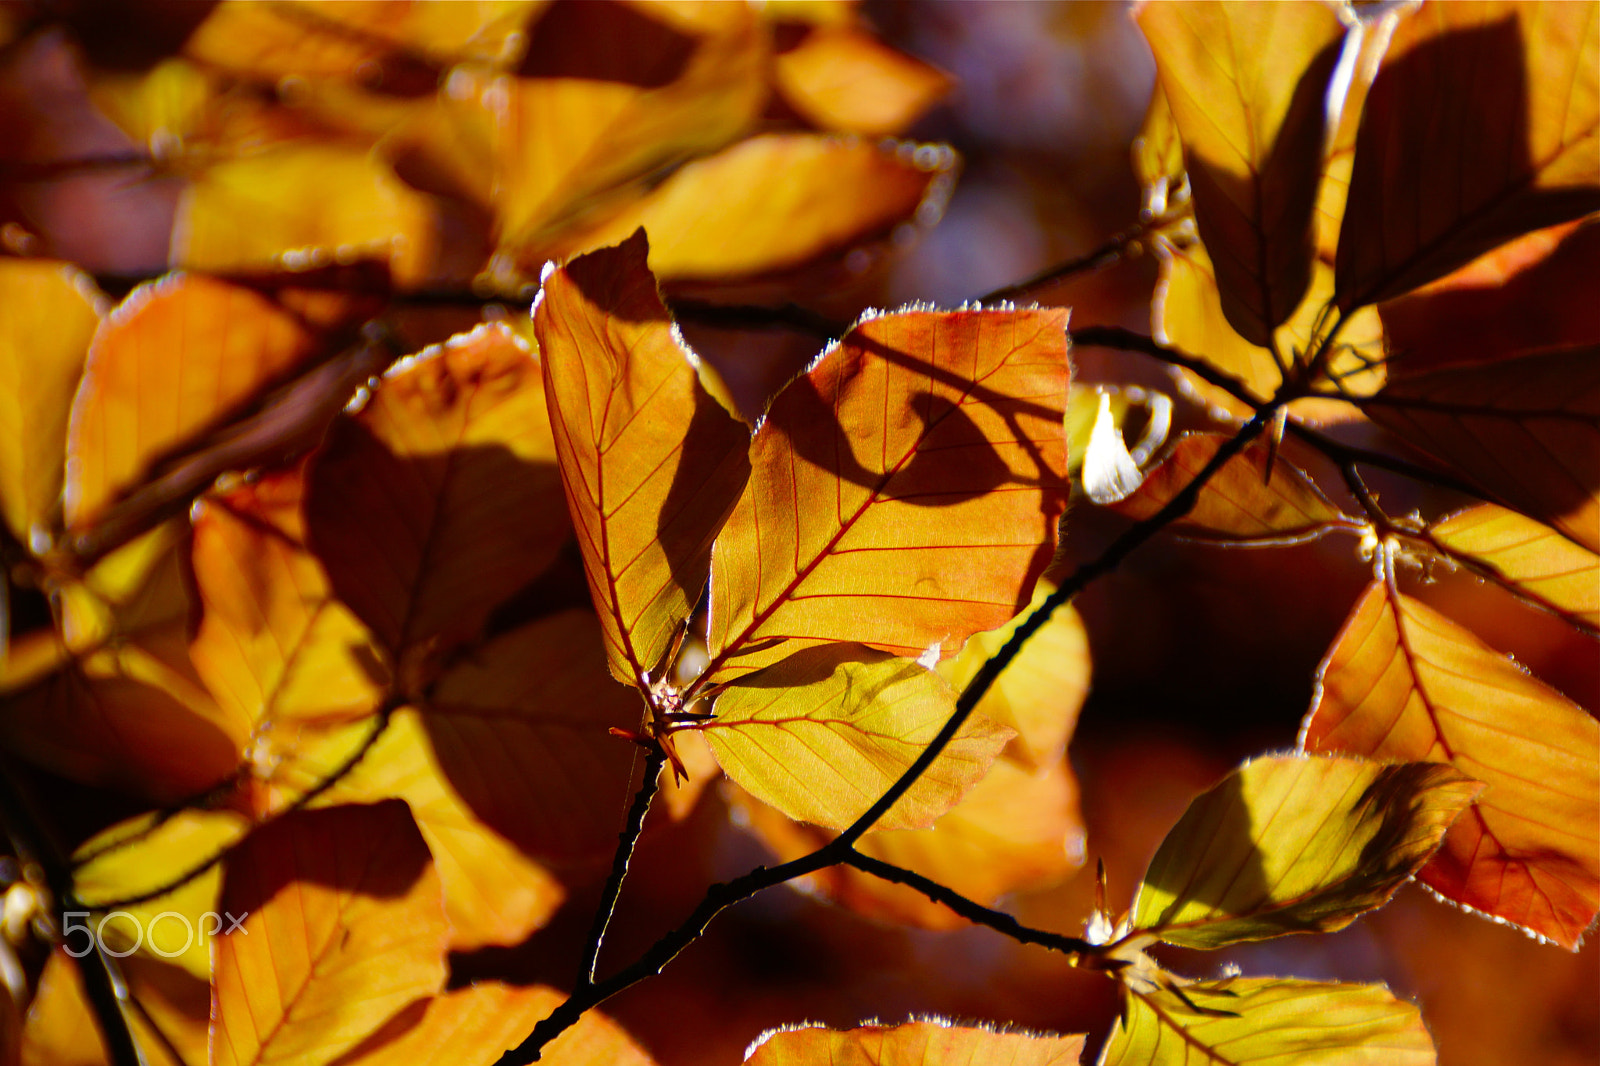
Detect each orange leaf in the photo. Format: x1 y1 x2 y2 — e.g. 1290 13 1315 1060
0 258 102 546
421 610 643 858
306 322 569 666
1426 504 1599 636
1301 581 1600 948
1112 432 1360 544
22 950 209 1066
333 981 655 1066
212 801 448 1066
1138 0 1346 346
532 232 751 687
773 24 952 137
1363 346 1600 553
745 1020 1085 1066
1335 0 1600 309
705 646 1011 831
191 466 388 726
545 134 955 285
705 307 1070 682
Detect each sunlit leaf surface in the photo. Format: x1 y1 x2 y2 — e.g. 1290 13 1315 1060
1336 0 1600 309
1426 504 1600 636
22 950 210 1066
1139 0 1345 346
773 24 952 136
706 646 1010 831
212 801 448 1066
1132 755 1479 949
1101 978 1435 1066
1302 581 1600 948
746 1020 1085 1066
1113 433 1360 544
706 307 1070 681
533 232 750 686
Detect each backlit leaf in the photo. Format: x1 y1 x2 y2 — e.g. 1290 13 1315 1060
532 232 750 686
1139 0 1346 346
546 134 955 284
1363 346 1600 552
1101 978 1435 1066
705 307 1070 682
333 981 655 1066
1131 754 1480 949
212 801 448 1066
1335 0 1600 309
191 467 388 726
704 646 1011 831
773 24 952 137
745 1020 1085 1066
306 321 569 667
1112 432 1360 544
1426 503 1600 635
0 259 102 545
22 950 209 1066
1301 581 1600 948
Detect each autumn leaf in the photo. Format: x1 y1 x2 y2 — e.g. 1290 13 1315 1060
745 1019 1085 1066
22 950 209 1066
1362 346 1600 553
705 306 1070 682
1101 978 1435 1066
772 23 952 137
1130 755 1480 949
532 232 750 688
212 800 448 1066
0 258 102 546
1112 433 1361 544
1425 504 1600 636
1335 0 1600 309
1138 0 1346 346
705 646 1011 831
306 321 570 672
1301 581 1600 948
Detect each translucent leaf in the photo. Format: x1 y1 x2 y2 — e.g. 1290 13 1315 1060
746 1020 1084 1066
772 24 952 137
532 232 750 686
545 134 955 284
171 145 438 288
316 708 564 952
1081 390 1144 505
1138 0 1346 346
191 467 388 726
22 950 209 1066
1302 581 1600 948
1112 432 1360 544
705 307 1071 682
1335 1 1600 309
705 646 1011 831
0 259 102 545
306 322 569 665
1426 503 1599 636
212 801 448 1066
1364 346 1600 553
1131 754 1480 949
1101 978 1435 1066
333 981 655 1066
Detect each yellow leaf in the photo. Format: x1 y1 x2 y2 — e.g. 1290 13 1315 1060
22 950 209 1066
705 646 1011 831
773 25 952 137
1426 503 1599 636
745 1020 1085 1066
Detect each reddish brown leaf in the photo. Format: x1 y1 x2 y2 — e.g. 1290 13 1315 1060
1336 1 1600 309
212 801 448 1066
307 322 569 668
1302 581 1600 948
1363 346 1600 553
704 307 1070 682
1426 504 1600 636
745 1020 1085 1066
532 232 751 687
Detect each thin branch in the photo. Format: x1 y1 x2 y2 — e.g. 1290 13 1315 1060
1068 325 1265 412
977 225 1148 305
578 744 667 985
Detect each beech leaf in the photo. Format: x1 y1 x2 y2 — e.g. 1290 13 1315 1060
1301 581 1600 948
1101 978 1435 1066
1335 0 1600 309
1426 503 1600 636
745 1020 1085 1066
532 231 751 687
705 306 1070 682
705 646 1012 831
772 25 953 137
1131 754 1481 949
